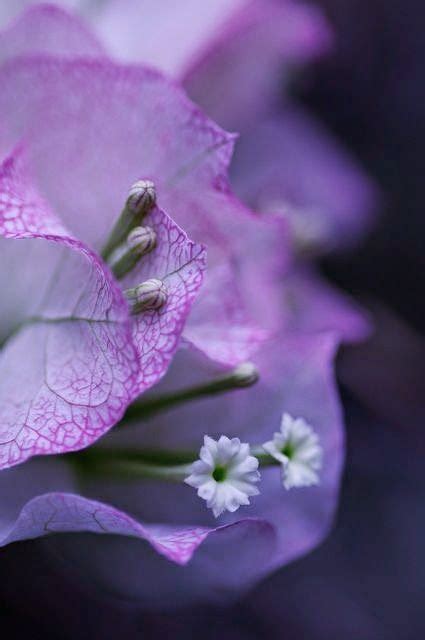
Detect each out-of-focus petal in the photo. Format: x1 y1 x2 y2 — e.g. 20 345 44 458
281 267 371 343
90 0 246 75
339 304 425 432
0 3 105 62
231 110 379 253
184 0 333 130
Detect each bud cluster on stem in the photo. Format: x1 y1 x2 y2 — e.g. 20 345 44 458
102 179 157 261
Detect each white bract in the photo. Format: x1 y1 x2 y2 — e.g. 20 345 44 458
185 435 260 518
263 413 322 489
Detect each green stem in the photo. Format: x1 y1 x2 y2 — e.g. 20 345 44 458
101 182 155 261
123 363 259 423
68 444 278 482
77 458 192 482
109 246 142 280
101 205 136 261
252 447 280 467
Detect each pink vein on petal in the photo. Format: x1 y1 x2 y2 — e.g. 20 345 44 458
0 148 139 470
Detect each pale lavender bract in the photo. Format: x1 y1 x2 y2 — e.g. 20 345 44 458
0 149 138 468
0 330 342 606
0 1 365 606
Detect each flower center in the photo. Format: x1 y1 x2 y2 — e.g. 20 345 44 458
212 465 227 482
281 442 295 459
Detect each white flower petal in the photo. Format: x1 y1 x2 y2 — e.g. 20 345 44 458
283 461 320 490
263 413 323 490
185 435 260 518
198 479 218 501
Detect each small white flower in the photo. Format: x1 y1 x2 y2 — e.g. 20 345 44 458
185 435 260 518
263 413 322 489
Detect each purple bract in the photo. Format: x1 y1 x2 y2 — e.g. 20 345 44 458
0 2 374 606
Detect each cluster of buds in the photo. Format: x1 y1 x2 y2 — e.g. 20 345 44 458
103 179 169 311
102 178 157 264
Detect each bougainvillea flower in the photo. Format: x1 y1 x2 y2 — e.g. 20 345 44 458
185 435 261 517
43 0 376 269
0 5 284 470
0 329 343 606
0 147 206 469
0 1 376 255
0 8 276 364
0 2 359 607
262 413 323 489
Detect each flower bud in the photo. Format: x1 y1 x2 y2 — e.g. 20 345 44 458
231 362 259 387
125 278 167 313
127 179 156 215
127 226 157 256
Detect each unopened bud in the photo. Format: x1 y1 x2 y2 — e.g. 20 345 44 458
231 362 259 387
127 180 156 215
127 226 157 256
125 278 167 313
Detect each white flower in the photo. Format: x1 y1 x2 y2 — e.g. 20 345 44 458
185 435 260 518
263 413 322 489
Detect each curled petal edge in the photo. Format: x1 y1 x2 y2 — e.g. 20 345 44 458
0 491 277 567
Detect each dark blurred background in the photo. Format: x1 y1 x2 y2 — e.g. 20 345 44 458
2 1 425 638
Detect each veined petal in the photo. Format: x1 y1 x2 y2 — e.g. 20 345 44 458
0 329 342 605
120 205 206 393
0 450 275 606
0 149 139 469
0 486 276 606
0 53 273 365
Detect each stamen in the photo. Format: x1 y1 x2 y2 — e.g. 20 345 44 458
125 278 168 313
109 226 157 279
102 179 157 260
123 362 259 422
